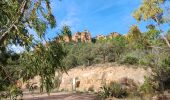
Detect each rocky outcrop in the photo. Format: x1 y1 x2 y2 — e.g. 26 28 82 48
96 35 106 40
72 30 91 42
59 63 151 92
20 63 151 92
96 32 121 41
55 35 71 43
56 30 92 43
108 32 121 39
56 31 123 43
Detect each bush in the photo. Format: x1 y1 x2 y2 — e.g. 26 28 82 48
138 59 148 66
98 82 128 99
121 56 139 65
139 77 155 95
8 86 23 100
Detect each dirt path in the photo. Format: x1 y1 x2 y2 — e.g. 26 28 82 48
23 92 97 100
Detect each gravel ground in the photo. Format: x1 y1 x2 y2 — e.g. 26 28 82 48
23 92 97 100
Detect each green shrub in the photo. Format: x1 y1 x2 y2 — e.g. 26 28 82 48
161 57 170 71
8 86 23 100
121 56 139 65
139 77 155 95
138 59 148 66
99 82 128 99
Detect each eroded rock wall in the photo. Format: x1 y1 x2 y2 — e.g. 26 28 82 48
59 63 151 92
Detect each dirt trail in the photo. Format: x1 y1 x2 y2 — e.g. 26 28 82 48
23 92 97 100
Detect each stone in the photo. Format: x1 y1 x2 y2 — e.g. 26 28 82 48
72 30 92 42
59 63 151 92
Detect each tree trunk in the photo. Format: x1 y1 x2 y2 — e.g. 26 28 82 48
162 36 170 48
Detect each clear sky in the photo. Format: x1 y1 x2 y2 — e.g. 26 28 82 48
44 0 166 39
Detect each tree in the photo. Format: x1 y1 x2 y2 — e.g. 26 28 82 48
144 25 161 47
0 0 56 46
94 41 115 63
133 0 170 48
20 41 66 93
60 25 72 40
56 25 72 42
79 43 95 66
61 42 79 69
0 0 66 98
133 0 170 93
126 25 144 49
133 0 164 22
112 36 127 60
0 47 22 98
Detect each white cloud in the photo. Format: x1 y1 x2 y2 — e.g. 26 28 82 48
92 3 116 14
59 2 80 32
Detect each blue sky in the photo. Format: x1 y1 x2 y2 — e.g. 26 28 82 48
44 0 142 38
14 0 170 53
44 0 162 39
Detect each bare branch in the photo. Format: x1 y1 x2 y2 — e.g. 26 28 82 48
154 16 170 49
162 35 170 48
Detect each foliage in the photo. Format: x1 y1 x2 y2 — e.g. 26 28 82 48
99 82 128 99
79 43 96 66
161 56 170 69
127 25 142 43
61 25 72 39
143 25 161 47
133 0 170 93
0 0 56 46
126 25 144 49
62 37 127 69
0 47 21 93
1 0 170 98
94 42 115 63
56 25 72 42
0 0 62 97
139 77 155 95
8 85 23 100
133 0 164 22
121 56 139 65
20 41 66 93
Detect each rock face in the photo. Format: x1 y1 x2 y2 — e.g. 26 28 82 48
108 32 121 39
55 35 71 43
55 30 92 43
96 35 106 40
96 32 121 41
59 63 151 92
72 30 91 42
63 35 71 42
20 63 151 92
56 31 123 43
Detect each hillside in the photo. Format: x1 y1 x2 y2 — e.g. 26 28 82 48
59 63 151 92
21 63 151 92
